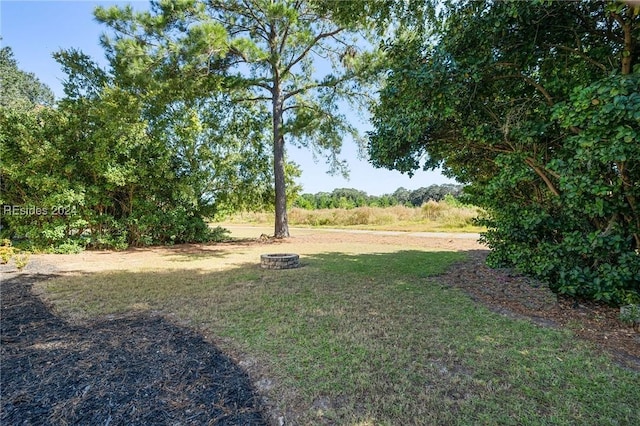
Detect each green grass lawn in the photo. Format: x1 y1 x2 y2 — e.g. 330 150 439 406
39 240 638 425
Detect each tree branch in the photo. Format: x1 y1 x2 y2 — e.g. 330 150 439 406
551 44 608 72
525 157 560 196
231 77 272 92
490 73 581 134
232 95 271 103
282 102 314 114
239 0 270 41
282 27 344 77
520 75 554 106
282 68 354 101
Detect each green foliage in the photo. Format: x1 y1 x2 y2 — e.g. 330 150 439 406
51 240 85 255
12 252 30 270
369 0 640 304
620 304 640 327
0 239 14 264
442 193 464 208
293 185 464 210
1 44 267 250
94 0 379 237
0 239 30 269
0 46 54 110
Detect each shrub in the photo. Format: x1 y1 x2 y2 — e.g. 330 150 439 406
0 239 14 264
421 200 446 221
0 239 31 269
478 75 640 305
620 304 640 328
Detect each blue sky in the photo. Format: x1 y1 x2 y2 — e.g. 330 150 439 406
1 0 457 196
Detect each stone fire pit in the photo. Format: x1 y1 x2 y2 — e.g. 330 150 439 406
260 253 300 270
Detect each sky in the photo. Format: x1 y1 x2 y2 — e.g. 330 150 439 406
1 0 458 196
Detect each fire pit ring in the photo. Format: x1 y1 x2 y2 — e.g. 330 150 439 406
260 253 300 270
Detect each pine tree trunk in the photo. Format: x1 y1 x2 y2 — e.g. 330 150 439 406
272 82 289 238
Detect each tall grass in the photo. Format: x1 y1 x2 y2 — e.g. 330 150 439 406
224 201 484 232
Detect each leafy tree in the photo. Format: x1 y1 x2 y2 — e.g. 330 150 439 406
393 187 412 206
59 49 274 246
331 188 368 207
0 46 54 109
1 44 273 249
294 193 316 210
315 192 333 209
369 0 640 303
409 187 430 206
372 194 395 207
94 0 377 238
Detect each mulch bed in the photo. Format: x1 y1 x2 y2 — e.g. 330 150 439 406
438 250 640 372
1 268 267 425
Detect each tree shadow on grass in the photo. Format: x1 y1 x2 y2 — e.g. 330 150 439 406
150 239 286 262
0 271 267 425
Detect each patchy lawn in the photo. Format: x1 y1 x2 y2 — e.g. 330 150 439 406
3 227 638 425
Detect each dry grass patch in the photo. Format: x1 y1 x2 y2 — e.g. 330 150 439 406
224 203 485 233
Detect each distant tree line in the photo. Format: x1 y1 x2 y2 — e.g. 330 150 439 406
293 184 463 210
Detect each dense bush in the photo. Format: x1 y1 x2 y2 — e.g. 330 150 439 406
368 0 640 304
0 48 267 250
480 74 640 304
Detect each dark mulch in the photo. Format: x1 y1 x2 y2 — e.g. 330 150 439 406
1 270 267 425
439 250 640 372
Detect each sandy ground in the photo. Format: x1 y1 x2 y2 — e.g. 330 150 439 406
23 226 485 275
